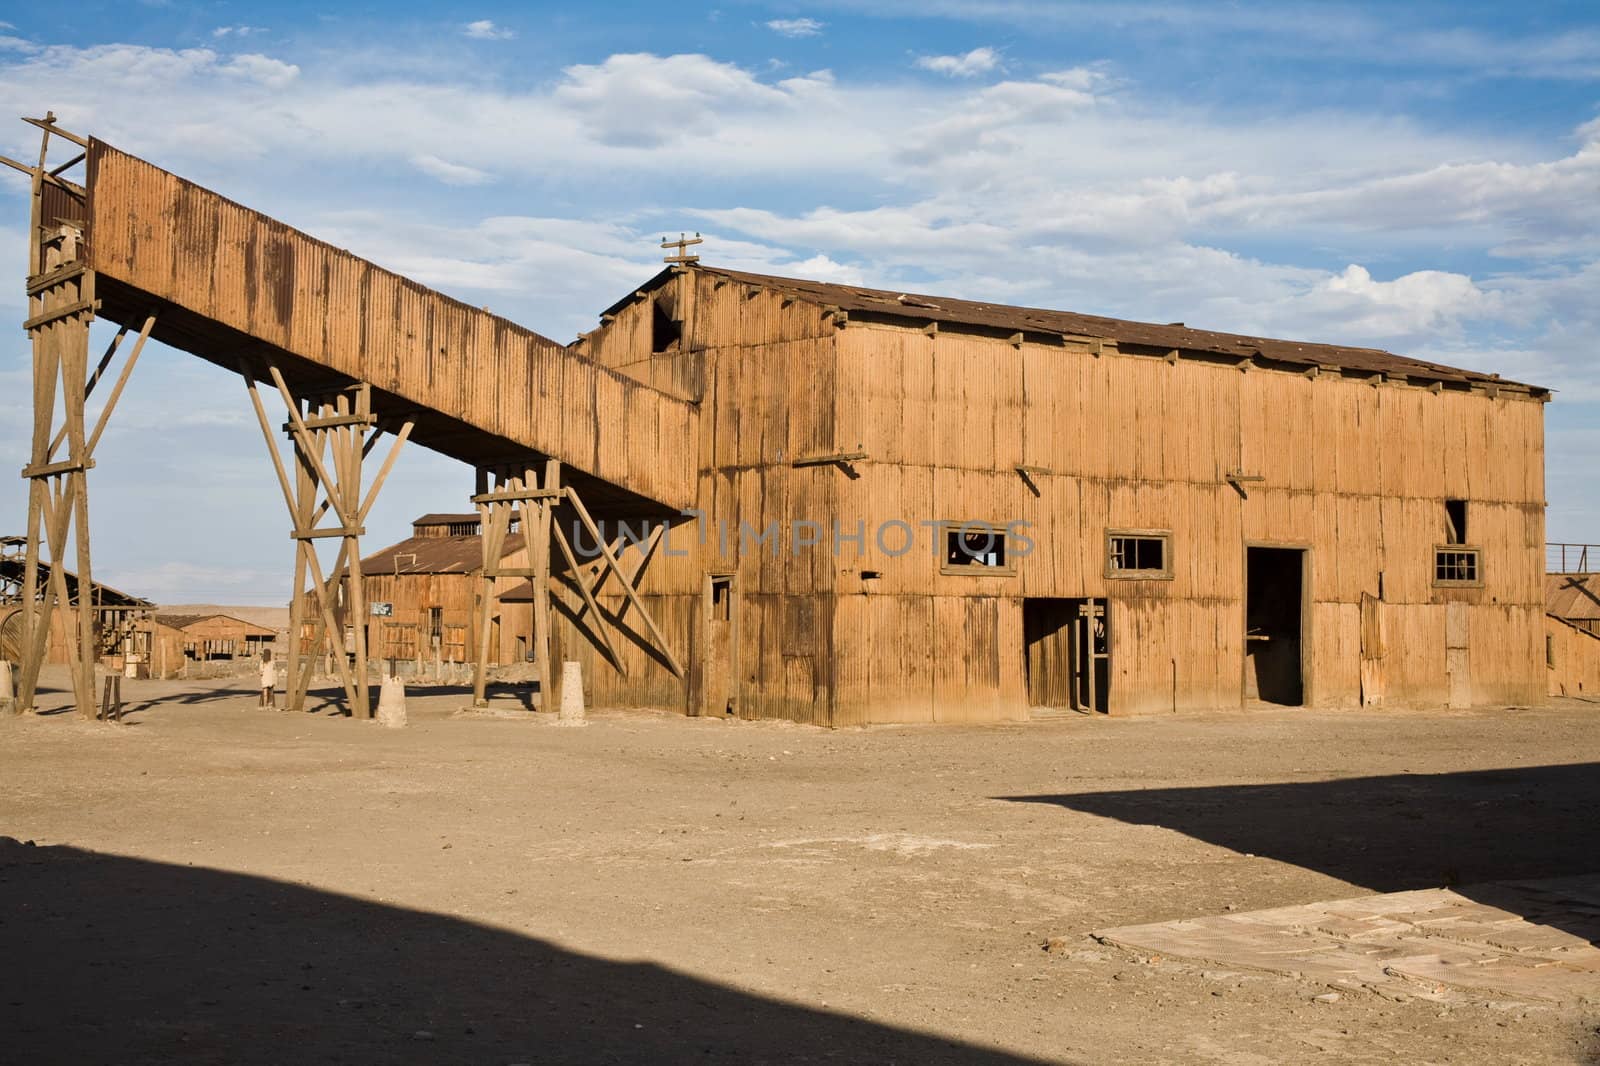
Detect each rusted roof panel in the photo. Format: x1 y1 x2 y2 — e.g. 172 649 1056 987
1547 573 1600 621
154 612 277 636
413 513 481 527
358 533 524 576
654 266 1544 392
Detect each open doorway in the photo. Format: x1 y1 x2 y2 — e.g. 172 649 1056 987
1245 547 1306 706
1023 598 1109 713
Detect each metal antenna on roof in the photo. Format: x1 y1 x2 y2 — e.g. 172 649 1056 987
660 232 703 266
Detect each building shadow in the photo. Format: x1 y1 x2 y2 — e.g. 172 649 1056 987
999 762 1600 942
0 838 1047 1065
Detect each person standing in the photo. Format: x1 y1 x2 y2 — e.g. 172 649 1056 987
259 649 276 709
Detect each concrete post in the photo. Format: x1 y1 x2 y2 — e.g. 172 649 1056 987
376 674 407 728
557 660 585 726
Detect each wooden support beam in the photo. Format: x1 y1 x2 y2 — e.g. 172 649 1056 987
563 487 684 679
551 519 625 676
792 450 869 468
483 567 544 579
26 262 87 296
21 459 93 479
22 298 98 332
280 412 377 433
470 487 563 505
22 115 88 148
83 312 157 459
290 526 365 540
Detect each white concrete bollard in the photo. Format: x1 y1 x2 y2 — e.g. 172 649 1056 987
376 675 407 728
557 660 586 726
0 659 13 711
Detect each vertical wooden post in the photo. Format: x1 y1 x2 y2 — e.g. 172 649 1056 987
18 218 99 718
533 460 559 709
245 367 400 720
345 385 370 717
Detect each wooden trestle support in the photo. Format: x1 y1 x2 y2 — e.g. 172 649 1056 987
10 114 155 718
242 369 412 717
8 113 685 721
468 463 685 710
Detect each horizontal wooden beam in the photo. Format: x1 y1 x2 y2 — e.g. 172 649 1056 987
26 262 87 296
23 299 98 332
21 459 93 479
23 116 89 148
483 567 543 579
471 487 563 505
280 413 377 433
792 451 869 467
290 526 365 540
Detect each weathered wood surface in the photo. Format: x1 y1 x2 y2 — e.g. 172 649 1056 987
81 140 698 510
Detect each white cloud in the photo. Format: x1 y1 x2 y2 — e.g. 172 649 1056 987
767 17 824 38
221 53 298 87
212 26 265 39
914 46 1000 77
462 19 514 40
0 35 39 54
409 153 494 186
0 37 1596 542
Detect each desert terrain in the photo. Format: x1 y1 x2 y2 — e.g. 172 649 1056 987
2 670 1597 1064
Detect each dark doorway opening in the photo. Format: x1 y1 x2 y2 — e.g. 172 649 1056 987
1245 547 1305 706
1023 598 1108 713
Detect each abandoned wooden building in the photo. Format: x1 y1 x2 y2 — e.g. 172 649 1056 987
560 264 1552 722
5 120 1562 723
308 513 535 672
134 612 279 679
1545 564 1600 698
1 535 154 671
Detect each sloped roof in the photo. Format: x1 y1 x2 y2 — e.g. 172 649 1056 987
413 513 481 527
1547 573 1600 621
357 533 524 577
611 266 1544 394
153 612 277 636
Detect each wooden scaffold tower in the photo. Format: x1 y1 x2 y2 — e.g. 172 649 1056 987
4 114 156 718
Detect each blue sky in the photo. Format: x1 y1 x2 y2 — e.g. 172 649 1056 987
0 1 1596 602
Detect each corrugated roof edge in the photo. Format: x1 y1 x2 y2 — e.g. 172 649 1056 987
592 265 1547 396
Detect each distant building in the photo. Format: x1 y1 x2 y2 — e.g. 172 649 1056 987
138 613 280 679
1545 569 1600 697
1 535 154 671
303 514 534 672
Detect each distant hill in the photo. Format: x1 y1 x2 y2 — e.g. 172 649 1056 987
157 605 291 633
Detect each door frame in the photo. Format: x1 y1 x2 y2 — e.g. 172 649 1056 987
1241 540 1313 707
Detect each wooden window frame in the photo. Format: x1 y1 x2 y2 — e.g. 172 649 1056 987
1432 545 1484 588
705 571 736 621
938 520 1017 577
1106 528 1173 581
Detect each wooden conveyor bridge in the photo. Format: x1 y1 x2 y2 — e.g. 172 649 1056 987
4 115 698 720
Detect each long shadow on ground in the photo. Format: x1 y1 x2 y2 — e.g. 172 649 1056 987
0 838 1045 1065
1000 762 1600 942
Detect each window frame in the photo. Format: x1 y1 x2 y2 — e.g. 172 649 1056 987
1432 544 1484 589
938 520 1017 577
1105 528 1174 581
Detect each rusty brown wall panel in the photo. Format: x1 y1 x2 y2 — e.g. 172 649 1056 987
82 140 698 508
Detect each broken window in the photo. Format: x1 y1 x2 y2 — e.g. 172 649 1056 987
1433 548 1481 586
652 298 682 354
708 574 733 621
1445 499 1467 545
1107 531 1171 579
943 523 1008 573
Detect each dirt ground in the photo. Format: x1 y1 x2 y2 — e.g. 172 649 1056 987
2 668 1598 1064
